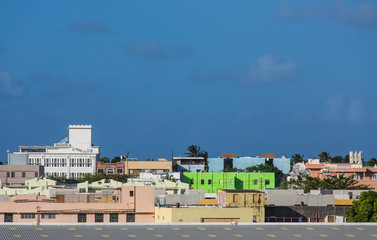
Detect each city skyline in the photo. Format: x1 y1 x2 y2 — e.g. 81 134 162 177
1 1 377 161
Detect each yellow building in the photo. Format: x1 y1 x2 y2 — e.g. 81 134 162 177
155 207 259 223
155 190 265 223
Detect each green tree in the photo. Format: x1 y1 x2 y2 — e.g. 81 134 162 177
331 155 344 163
99 157 110 163
365 158 377 167
185 145 203 157
318 152 331 162
111 156 121 163
280 174 370 193
347 191 377 222
246 164 283 187
291 154 304 166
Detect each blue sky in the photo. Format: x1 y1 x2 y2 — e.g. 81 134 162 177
1 0 377 161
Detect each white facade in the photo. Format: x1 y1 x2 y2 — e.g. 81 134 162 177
9 125 100 179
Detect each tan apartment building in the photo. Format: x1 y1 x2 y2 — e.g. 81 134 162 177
155 189 265 223
0 186 154 223
97 159 172 176
0 165 44 185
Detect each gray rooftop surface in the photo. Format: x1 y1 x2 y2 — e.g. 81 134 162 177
0 224 377 240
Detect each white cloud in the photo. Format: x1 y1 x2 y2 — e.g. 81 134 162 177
285 94 376 126
276 0 377 29
0 71 27 100
192 54 302 88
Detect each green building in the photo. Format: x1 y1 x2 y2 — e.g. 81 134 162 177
182 172 275 193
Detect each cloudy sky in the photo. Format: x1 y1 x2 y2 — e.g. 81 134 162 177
1 0 377 161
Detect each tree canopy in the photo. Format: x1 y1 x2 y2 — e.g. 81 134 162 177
346 191 377 222
365 158 377 167
48 173 133 184
279 174 370 193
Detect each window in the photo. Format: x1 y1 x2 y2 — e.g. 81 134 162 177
126 213 135 222
254 180 258 185
107 168 114 175
22 172 26 178
117 169 123 174
233 194 238 203
4 213 13 222
41 213 56 219
21 213 35 219
201 179 204 185
78 213 86 223
208 179 212 185
231 180 234 185
35 172 38 178
181 189 186 194
11 172 15 178
110 213 118 222
372 174 377 180
265 180 270 185
190 179 194 185
220 180 223 185
7 172 10 178
95 213 104 223
130 191 134 197
174 189 178 194
98 169 104 173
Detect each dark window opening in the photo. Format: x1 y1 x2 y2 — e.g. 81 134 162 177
126 213 135 222
78 213 87 223
110 213 119 222
95 213 104 223
208 179 212 185
130 191 134 197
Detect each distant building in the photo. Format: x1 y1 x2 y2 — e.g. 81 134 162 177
173 156 205 172
8 125 100 179
305 151 377 190
0 165 44 186
182 172 275 193
124 158 172 176
207 153 290 174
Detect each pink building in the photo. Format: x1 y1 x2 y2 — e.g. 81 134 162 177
0 186 154 223
305 159 377 190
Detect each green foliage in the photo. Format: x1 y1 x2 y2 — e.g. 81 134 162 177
223 166 243 172
318 152 331 162
185 145 209 171
365 158 377 167
48 173 133 184
111 156 121 163
291 154 304 166
279 174 370 193
99 157 110 163
347 191 377 222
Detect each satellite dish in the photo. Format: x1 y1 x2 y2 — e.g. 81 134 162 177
292 163 307 175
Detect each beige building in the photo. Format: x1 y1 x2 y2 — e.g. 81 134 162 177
0 186 154 223
155 207 257 223
156 190 265 223
124 158 172 176
0 165 44 186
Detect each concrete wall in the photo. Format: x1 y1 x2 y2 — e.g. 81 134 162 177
0 165 43 185
155 207 262 223
266 206 351 220
7 153 28 165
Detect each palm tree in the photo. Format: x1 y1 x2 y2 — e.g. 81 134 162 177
185 145 202 157
291 154 304 165
318 152 331 163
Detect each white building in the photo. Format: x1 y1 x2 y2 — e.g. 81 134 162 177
8 125 100 179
